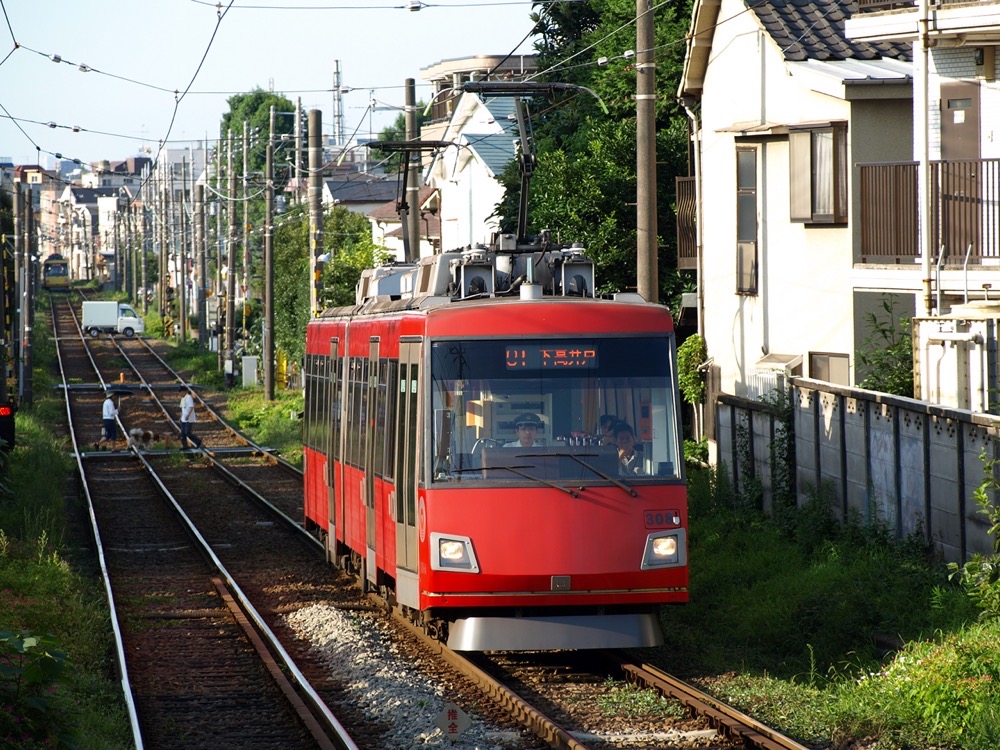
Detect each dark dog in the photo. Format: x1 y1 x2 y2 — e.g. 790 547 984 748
127 428 160 451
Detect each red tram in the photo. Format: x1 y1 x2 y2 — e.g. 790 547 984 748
303 240 688 650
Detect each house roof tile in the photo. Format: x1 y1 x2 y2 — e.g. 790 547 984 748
750 0 911 62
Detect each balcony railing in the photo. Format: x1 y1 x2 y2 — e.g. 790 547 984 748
859 158 1000 265
675 176 697 270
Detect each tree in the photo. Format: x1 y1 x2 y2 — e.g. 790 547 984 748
490 0 694 303
376 106 428 173
220 88 297 179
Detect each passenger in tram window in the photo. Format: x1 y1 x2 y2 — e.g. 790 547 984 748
178 384 203 450
96 391 119 450
613 421 645 476
597 414 618 446
505 413 546 448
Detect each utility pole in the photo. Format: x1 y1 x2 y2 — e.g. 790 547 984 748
11 182 20 398
332 60 345 147
636 0 658 303
242 120 250 343
405 78 420 262
195 183 207 349
226 129 237 386
21 187 33 407
179 156 188 344
264 105 275 400
295 98 304 205
141 172 150 316
308 108 323 317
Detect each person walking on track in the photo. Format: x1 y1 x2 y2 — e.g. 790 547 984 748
178 384 203 449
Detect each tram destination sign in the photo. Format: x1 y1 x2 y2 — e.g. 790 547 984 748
505 344 599 369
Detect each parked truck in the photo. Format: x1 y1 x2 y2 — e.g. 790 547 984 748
81 300 145 337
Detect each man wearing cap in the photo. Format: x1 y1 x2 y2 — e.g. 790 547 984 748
505 413 545 448
178 384 203 449
96 391 118 450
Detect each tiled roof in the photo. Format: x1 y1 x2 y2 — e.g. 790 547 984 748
750 0 911 62
324 176 398 204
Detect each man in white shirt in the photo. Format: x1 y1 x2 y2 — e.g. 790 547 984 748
178 384 203 449
97 391 118 450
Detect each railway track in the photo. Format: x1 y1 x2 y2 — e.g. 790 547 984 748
51 295 816 749
52 295 361 749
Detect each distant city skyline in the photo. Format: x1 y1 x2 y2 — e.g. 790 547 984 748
0 0 538 167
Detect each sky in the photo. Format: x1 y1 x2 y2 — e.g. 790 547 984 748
0 0 540 168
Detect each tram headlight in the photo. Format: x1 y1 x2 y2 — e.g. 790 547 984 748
641 529 687 569
430 533 480 573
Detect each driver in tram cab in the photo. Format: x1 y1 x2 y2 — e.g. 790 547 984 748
505 413 546 448
613 421 645 476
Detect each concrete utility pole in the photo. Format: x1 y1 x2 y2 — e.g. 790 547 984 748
179 157 189 344
12 183 21 398
21 187 33 407
295 98 304 205
226 129 238 385
264 105 276 401
195 183 207 349
242 120 250 342
636 0 658 303
405 78 420 262
308 108 324 317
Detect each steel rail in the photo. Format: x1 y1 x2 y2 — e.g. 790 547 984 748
49 294 146 749
621 662 813 750
120 336 302 477
52 295 356 749
389 605 595 750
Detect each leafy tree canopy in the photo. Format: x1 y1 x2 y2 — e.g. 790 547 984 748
220 88 297 178
491 0 694 304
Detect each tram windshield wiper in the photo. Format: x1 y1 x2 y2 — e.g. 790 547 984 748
543 452 638 497
481 464 580 497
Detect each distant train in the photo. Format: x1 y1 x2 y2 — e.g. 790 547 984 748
42 253 70 291
302 237 689 651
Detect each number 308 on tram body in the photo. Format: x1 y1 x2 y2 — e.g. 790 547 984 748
302 238 688 651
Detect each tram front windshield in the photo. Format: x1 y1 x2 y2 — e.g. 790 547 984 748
430 338 682 483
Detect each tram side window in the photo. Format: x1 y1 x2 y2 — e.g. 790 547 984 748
319 355 331 457
346 357 366 467
383 360 399 481
358 358 370 468
331 357 343 461
303 354 316 450
373 359 388 477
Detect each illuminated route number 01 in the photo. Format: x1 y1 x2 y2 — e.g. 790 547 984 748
505 345 598 369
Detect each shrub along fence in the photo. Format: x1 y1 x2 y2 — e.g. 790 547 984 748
717 377 998 563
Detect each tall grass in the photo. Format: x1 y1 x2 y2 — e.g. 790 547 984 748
673 465 996 749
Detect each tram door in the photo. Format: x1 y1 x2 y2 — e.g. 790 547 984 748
364 338 380 588
395 339 420 575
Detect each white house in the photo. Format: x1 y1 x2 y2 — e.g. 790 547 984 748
677 0 914 432
424 92 519 251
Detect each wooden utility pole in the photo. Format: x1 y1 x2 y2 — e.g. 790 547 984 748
636 0 658 303
308 109 324 317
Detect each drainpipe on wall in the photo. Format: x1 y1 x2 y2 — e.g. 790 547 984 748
918 0 934 315
680 95 704 339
